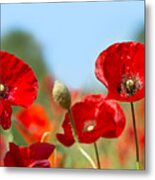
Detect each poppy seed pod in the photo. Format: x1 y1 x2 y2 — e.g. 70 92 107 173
52 81 71 109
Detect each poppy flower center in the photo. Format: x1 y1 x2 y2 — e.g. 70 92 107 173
118 75 141 97
0 83 7 98
126 79 135 91
83 120 96 132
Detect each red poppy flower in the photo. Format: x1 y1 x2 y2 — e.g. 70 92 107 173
95 42 144 102
56 94 126 146
49 151 63 168
14 104 53 143
0 51 38 130
4 142 55 167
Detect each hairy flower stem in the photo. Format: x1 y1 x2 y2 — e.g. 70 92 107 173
130 102 140 170
94 142 101 169
67 108 97 169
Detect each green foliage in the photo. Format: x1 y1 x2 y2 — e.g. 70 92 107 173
1 30 47 83
136 29 144 43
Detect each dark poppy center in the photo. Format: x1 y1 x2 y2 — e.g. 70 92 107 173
118 76 141 97
0 83 7 98
83 120 96 132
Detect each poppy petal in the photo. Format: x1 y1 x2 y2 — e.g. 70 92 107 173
29 142 55 160
56 116 75 147
0 99 12 130
97 100 126 138
29 159 50 168
4 143 22 167
0 51 38 107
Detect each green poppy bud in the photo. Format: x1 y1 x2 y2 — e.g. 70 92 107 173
52 81 71 109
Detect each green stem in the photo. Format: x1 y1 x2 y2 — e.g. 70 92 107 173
130 102 140 170
76 143 97 169
68 109 77 139
94 142 101 169
67 109 97 169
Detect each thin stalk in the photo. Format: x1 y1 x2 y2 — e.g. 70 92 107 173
67 108 97 169
40 131 51 143
130 102 140 170
94 142 101 169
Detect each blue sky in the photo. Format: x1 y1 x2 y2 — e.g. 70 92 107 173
1 1 144 90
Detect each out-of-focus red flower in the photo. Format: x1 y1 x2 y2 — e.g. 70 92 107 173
116 123 144 166
100 155 112 169
15 104 53 143
137 99 144 124
95 42 144 102
126 124 144 152
48 151 63 168
0 134 7 167
56 94 126 146
0 51 38 130
4 142 55 168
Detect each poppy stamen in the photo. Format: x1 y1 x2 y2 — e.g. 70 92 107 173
0 83 5 92
0 83 6 97
125 79 135 94
126 79 134 89
119 76 141 97
83 120 96 132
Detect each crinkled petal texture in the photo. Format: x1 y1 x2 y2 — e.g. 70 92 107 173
0 99 12 130
56 94 126 146
4 142 55 167
95 42 144 102
0 51 38 107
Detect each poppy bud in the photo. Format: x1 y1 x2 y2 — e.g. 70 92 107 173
52 81 71 109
